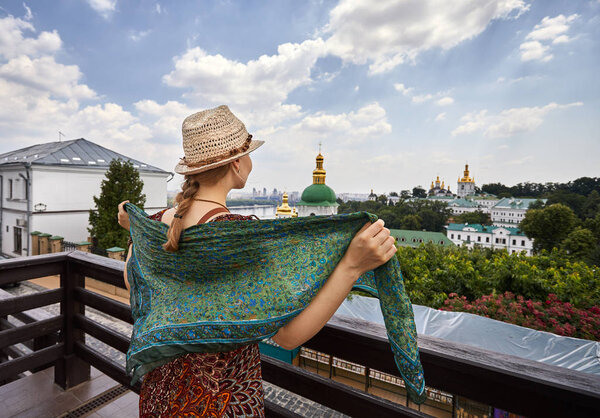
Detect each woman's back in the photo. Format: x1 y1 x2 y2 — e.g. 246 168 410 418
138 209 264 417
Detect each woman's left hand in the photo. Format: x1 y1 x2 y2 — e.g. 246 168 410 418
118 200 130 230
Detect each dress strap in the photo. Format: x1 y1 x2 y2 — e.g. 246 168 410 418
197 207 231 224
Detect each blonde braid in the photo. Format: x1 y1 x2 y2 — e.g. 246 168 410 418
163 177 200 252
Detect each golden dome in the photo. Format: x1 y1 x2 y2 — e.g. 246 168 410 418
459 164 475 183
276 192 293 217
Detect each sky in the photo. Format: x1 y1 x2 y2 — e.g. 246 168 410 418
0 0 598 195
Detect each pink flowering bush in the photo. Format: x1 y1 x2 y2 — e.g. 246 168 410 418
440 292 600 341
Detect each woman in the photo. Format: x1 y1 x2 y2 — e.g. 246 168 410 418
118 105 396 417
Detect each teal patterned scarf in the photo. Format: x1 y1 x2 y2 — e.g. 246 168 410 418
124 203 426 403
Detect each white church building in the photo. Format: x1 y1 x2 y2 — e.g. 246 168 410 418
0 138 171 258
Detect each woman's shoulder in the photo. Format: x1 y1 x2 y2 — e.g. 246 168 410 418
149 208 171 221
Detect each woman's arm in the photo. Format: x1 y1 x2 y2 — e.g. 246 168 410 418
123 244 132 292
272 219 396 350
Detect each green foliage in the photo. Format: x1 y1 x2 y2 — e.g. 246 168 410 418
88 159 146 249
562 227 596 262
520 204 578 252
338 199 452 232
582 190 600 219
396 244 600 310
481 177 600 220
412 186 427 198
453 210 491 225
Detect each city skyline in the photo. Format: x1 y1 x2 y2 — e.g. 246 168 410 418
0 0 598 194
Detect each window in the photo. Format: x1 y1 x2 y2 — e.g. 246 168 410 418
8 179 13 199
495 238 499 244
401 237 405 242
13 227 22 253
477 236 481 242
486 237 489 243
502 239 506 244
512 239 516 245
521 240 525 246
458 234 461 240
451 234 454 239
440 241 444 245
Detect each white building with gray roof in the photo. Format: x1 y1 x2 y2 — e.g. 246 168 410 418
0 138 172 257
491 197 546 228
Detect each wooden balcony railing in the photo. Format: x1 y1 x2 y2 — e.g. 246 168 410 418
1 251 599 417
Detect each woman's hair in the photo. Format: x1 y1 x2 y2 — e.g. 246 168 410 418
163 163 231 252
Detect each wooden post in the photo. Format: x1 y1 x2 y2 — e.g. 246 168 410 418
55 259 90 389
38 233 51 254
76 242 91 253
30 231 41 256
106 247 125 261
50 236 64 253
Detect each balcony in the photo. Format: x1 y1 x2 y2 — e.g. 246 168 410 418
1 251 599 417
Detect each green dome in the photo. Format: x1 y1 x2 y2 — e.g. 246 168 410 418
298 184 338 206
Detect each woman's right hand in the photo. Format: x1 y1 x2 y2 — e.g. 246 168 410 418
340 219 396 279
118 200 130 230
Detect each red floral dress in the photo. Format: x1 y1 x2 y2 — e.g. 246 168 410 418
138 211 265 417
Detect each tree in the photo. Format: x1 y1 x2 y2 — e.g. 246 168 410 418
412 186 427 198
88 159 146 249
529 199 545 210
454 210 491 225
376 194 388 204
562 227 596 262
520 204 578 252
582 190 600 219
401 214 421 230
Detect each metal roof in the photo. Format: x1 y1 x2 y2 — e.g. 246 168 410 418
0 138 169 174
389 229 455 247
493 197 546 210
446 223 526 236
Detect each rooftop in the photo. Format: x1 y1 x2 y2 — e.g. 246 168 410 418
447 223 526 236
493 197 546 210
389 229 455 247
0 138 169 174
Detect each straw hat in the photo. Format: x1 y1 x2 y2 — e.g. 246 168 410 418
174 105 264 175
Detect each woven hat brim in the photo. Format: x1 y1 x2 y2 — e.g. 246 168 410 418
174 139 264 175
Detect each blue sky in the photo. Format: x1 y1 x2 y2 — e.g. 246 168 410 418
0 0 598 195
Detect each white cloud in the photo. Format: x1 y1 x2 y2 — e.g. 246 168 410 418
155 3 162 14
323 0 530 74
412 93 433 103
520 14 578 62
129 30 150 42
0 55 96 100
86 0 117 19
396 83 454 106
520 41 552 62
452 102 583 138
394 83 413 96
163 38 326 128
0 15 61 59
436 96 454 106
23 3 33 21
293 102 391 142
435 112 446 122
